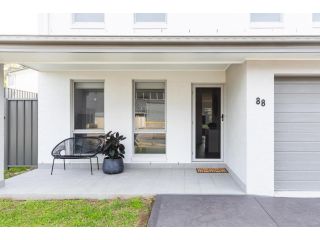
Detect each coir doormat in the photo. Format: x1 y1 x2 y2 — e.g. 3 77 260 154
196 168 228 173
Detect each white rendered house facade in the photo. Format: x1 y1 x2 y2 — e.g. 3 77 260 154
1 14 320 196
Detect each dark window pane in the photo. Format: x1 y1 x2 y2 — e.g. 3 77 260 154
134 133 166 154
74 82 104 130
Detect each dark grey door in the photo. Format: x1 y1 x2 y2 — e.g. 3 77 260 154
195 87 221 159
275 77 320 191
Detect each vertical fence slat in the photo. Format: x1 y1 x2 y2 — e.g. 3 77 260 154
32 101 38 166
17 101 25 165
24 101 32 165
8 101 17 166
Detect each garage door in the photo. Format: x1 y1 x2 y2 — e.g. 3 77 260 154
275 77 320 191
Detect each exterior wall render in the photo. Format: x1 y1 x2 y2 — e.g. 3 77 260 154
245 60 320 196
225 63 247 190
0 64 4 187
38 70 225 165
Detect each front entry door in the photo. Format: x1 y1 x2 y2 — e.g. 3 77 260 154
193 86 223 161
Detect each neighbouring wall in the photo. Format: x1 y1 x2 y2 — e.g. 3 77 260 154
0 64 4 186
38 70 225 165
225 63 247 189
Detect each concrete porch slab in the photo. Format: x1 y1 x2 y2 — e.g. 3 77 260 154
0 168 243 200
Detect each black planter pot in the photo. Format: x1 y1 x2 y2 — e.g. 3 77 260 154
102 157 124 174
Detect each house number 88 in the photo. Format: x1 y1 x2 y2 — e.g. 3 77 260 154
256 97 266 107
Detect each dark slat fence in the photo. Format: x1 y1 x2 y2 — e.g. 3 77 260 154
4 88 38 169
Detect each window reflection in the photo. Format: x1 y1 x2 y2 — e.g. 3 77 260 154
74 82 104 130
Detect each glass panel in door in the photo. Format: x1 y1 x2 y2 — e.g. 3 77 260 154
195 87 221 159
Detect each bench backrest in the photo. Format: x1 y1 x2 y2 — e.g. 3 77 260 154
51 137 103 157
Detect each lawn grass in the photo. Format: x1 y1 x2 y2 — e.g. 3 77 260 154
0 198 152 227
4 166 33 179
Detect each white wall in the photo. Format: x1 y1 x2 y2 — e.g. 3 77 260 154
40 13 320 36
7 69 38 93
225 63 247 189
245 60 320 196
38 70 225 165
0 64 4 187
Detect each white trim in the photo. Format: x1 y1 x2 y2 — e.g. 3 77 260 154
192 84 224 162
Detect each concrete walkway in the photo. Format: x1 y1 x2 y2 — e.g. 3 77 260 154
148 195 320 227
0 168 243 199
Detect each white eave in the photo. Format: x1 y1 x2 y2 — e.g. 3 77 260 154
1 35 320 53
2 35 320 71
1 35 320 44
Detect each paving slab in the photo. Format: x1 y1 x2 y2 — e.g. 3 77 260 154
0 168 243 200
256 197 320 227
148 195 277 227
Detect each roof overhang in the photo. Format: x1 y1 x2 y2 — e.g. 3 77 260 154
1 35 320 71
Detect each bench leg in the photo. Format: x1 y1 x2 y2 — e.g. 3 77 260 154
96 156 99 170
63 159 66 170
51 158 56 175
90 158 93 175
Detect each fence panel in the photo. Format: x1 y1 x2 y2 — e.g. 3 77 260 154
5 99 38 167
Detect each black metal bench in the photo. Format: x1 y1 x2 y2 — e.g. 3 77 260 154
51 137 103 175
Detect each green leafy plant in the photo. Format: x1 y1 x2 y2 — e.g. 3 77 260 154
99 131 126 159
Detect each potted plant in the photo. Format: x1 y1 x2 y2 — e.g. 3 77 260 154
100 131 126 174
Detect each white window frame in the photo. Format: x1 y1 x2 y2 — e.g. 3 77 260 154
71 79 105 137
133 13 167 29
132 80 167 161
249 13 284 29
70 13 105 29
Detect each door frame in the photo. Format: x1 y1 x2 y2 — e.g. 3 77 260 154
191 84 224 162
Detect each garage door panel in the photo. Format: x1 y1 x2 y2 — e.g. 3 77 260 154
275 123 320 132
275 142 320 152
276 160 320 171
275 113 320 123
275 132 320 142
275 84 320 94
275 94 320 104
275 79 320 191
275 171 320 181
275 152 320 162
275 103 320 113
275 181 320 191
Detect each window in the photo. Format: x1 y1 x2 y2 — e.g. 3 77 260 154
71 13 105 29
250 13 282 22
133 81 166 154
134 13 167 23
133 13 167 29
312 13 320 22
72 13 104 23
72 81 104 137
